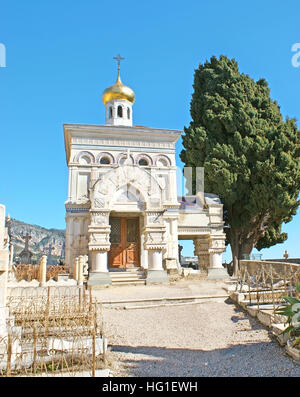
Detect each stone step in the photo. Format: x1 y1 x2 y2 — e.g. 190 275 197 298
110 271 145 275
112 279 146 286
109 274 145 280
109 268 144 273
111 279 146 284
109 269 146 286
102 294 228 307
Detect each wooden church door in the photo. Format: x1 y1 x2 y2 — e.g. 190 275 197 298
108 217 140 268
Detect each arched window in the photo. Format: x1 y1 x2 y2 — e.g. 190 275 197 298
109 106 113 119
100 156 111 165
138 158 149 166
157 158 167 167
155 155 171 167
79 156 91 165
117 105 123 118
127 107 130 119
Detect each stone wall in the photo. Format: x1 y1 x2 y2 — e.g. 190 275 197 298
0 204 9 337
263 258 300 265
240 260 300 279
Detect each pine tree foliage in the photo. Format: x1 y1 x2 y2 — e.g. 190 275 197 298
180 56 300 272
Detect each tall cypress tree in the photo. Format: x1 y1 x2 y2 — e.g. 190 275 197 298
181 55 300 274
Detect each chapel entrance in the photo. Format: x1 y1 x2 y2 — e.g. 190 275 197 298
108 217 140 268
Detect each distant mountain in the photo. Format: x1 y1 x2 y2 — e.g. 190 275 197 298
8 218 65 265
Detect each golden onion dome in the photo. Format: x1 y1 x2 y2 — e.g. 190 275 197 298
102 71 135 105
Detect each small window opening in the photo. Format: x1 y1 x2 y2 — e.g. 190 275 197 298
117 105 123 118
100 157 111 165
109 107 113 118
138 158 148 166
127 107 130 119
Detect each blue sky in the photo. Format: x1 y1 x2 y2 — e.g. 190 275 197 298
0 0 299 261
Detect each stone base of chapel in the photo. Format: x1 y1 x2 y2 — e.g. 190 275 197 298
206 267 229 280
146 270 169 284
87 272 112 287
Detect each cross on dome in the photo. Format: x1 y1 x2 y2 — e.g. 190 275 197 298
113 54 125 73
102 54 135 127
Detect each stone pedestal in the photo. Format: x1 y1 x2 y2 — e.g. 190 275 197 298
164 258 178 275
207 267 229 279
146 269 169 284
87 272 112 286
92 251 108 272
88 251 111 286
146 249 168 284
207 252 229 279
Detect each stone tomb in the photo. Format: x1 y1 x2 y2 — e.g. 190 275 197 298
63 59 228 286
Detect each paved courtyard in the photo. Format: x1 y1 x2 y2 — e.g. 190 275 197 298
94 279 300 377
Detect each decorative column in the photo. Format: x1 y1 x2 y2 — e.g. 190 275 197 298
207 235 228 279
163 207 180 274
143 211 168 284
39 255 47 286
73 256 79 281
77 255 84 286
140 232 148 269
193 236 210 276
87 209 112 286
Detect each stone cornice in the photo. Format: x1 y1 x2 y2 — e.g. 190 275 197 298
64 123 182 165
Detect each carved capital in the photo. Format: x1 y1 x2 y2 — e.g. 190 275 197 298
145 211 165 225
88 224 111 251
209 236 226 254
143 224 166 250
90 210 110 226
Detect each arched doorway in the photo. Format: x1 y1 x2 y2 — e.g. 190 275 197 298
108 216 140 269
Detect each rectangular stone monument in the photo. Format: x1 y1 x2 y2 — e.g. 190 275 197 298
0 205 9 337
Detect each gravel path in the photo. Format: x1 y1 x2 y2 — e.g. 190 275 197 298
98 280 300 377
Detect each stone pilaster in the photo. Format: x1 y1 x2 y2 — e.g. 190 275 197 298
87 209 112 286
193 236 210 276
143 211 168 284
207 235 228 279
77 255 84 286
39 255 47 286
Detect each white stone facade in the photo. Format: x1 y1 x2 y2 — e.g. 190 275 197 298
64 123 227 283
63 73 227 284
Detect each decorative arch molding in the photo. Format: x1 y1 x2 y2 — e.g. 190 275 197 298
134 153 153 166
112 184 147 210
90 165 163 211
96 152 115 165
74 151 95 164
116 152 134 165
154 154 172 167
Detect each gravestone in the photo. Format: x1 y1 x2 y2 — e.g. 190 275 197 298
19 233 33 264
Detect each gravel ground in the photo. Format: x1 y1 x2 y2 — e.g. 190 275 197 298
93 278 227 301
98 280 300 377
